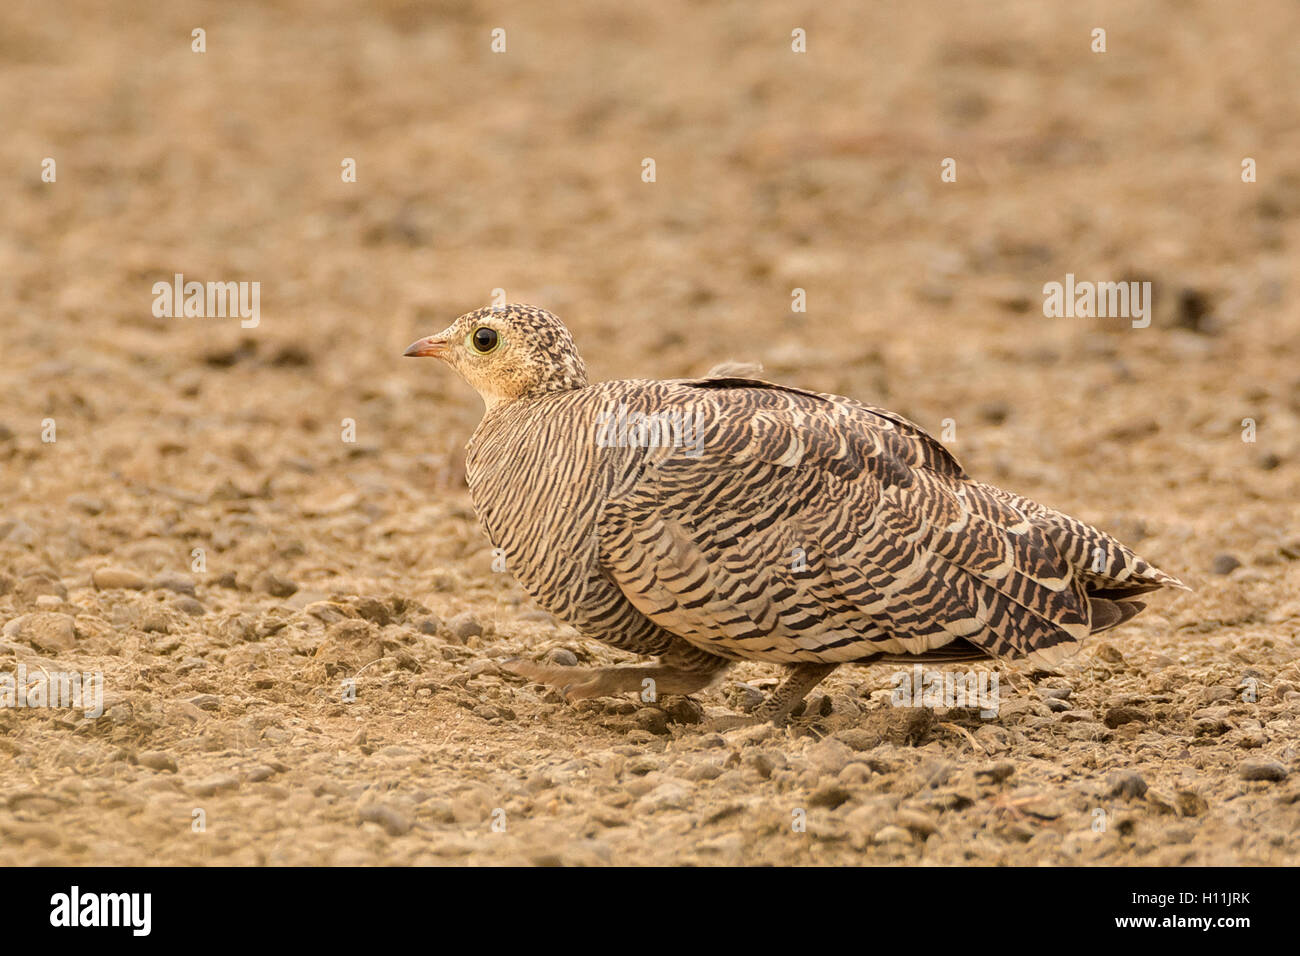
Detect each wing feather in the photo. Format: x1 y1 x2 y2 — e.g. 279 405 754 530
594 378 1177 666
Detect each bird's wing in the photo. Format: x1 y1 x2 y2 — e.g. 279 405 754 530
594 379 1168 666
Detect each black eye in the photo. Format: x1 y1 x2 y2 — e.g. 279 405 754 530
471 327 499 353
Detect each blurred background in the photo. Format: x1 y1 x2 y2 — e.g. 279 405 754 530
3 0 1298 501
2 1 1296 515
0 0 1297 864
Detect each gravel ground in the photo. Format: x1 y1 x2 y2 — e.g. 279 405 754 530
1 0 1298 865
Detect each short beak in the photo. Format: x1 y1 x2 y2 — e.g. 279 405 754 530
403 335 449 358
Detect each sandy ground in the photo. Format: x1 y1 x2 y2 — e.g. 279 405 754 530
1 0 1298 865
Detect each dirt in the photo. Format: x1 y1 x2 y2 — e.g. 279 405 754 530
1 0 1298 865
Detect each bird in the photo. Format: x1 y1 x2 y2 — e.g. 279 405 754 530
404 304 1187 724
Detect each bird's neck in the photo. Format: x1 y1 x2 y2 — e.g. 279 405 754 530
483 377 587 413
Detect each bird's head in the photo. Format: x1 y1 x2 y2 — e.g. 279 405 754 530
404 304 589 411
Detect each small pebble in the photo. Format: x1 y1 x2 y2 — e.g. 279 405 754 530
92 567 146 590
809 784 853 809
625 756 660 776
173 596 206 616
189 775 239 797
358 803 412 837
1175 789 1209 817
66 494 106 515
140 609 172 634
633 708 670 736
138 751 178 773
683 762 725 782
636 782 691 812
466 659 500 678
895 809 938 838
660 696 704 725
745 753 776 779
873 825 913 845
1211 554 1241 575
3 613 77 653
152 574 197 597
805 738 854 775
975 761 1015 783
1240 760 1287 782
1107 770 1148 799
447 611 482 641
1104 706 1149 729
729 682 766 713
257 572 299 598
351 597 392 625
1093 644 1125 664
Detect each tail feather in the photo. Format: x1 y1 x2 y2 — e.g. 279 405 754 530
1088 583 1165 599
1088 597 1147 633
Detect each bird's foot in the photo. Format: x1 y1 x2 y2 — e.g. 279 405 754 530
752 662 839 727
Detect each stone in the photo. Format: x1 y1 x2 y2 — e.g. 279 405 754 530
188 775 239 797
66 494 106 515
1210 554 1241 575
257 572 299 598
152 574 197 596
809 785 853 809
804 738 855 775
173 596 206 616
358 802 413 837
636 782 691 812
92 567 146 590
633 707 670 736
660 695 704 725
975 761 1016 784
447 612 483 641
895 809 938 838
1107 770 1148 799
138 751 178 773
873 825 913 845
3 613 77 654
1240 760 1287 782
1104 706 1150 728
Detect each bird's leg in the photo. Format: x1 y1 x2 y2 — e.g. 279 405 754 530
753 662 839 726
503 659 726 702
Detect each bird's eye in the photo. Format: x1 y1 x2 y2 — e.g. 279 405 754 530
468 327 499 354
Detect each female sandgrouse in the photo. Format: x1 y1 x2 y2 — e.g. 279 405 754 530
405 304 1186 723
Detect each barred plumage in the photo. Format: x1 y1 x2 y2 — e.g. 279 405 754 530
405 305 1187 721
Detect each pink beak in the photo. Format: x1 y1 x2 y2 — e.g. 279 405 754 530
403 335 449 358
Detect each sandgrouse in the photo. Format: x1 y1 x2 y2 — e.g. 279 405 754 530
405 304 1186 723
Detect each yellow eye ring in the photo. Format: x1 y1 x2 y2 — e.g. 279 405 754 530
467 327 500 354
